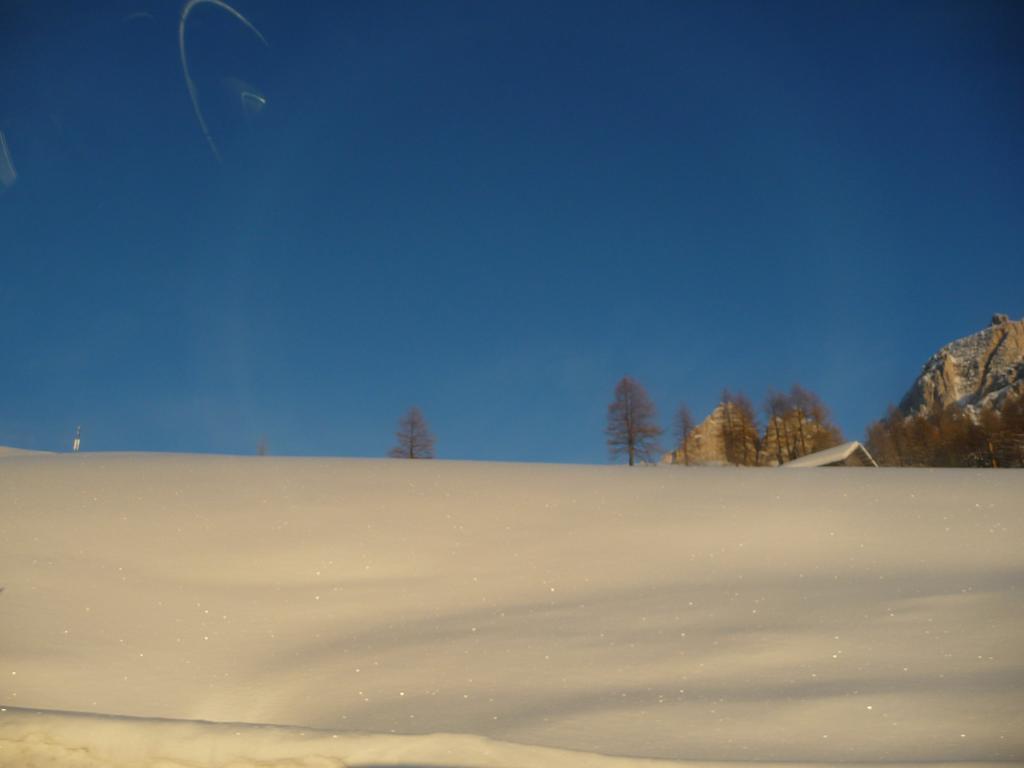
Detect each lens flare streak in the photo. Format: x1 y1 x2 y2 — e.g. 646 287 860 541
0 131 16 188
178 0 268 162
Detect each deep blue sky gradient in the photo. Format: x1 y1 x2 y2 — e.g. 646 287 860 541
2 0 1022 462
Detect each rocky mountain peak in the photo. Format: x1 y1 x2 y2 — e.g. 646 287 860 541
898 315 1024 417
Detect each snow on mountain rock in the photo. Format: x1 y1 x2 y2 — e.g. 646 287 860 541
898 314 1024 417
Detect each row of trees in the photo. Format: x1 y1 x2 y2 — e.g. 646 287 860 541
866 393 1024 467
760 386 844 465
279 385 1022 467
605 377 843 466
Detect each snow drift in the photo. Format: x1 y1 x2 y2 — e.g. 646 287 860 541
1 452 1022 766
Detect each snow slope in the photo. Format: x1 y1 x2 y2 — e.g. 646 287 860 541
0 446 52 457
0 707 694 768
1 452 1022 766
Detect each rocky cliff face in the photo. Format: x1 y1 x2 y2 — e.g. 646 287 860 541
668 403 730 465
898 314 1024 417
665 402 760 466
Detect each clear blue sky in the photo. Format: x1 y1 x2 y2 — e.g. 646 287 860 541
2 0 1022 462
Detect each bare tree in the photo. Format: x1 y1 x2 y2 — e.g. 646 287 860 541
867 395 1024 468
389 406 435 459
866 410 900 466
735 392 761 465
673 403 695 465
1000 392 1024 466
762 385 843 464
721 389 759 466
721 388 737 464
606 376 662 466
764 390 792 465
789 384 815 456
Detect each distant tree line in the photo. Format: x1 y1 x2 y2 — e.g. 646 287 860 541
258 381 1021 468
760 385 844 464
605 377 843 466
866 392 1024 467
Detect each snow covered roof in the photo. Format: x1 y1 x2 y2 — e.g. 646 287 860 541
781 440 878 468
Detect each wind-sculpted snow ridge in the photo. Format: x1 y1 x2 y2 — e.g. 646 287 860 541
1 454 1022 764
0 445 52 457
0 708 1007 768
3 705 661 768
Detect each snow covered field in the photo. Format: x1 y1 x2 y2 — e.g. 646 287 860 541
1 452 1022 767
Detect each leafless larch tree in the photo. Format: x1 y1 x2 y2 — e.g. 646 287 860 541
606 376 662 466
389 406 436 459
672 403 695 465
